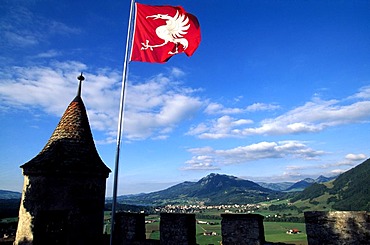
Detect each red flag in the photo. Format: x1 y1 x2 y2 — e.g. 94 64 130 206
130 3 201 63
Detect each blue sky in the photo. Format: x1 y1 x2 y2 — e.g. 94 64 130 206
1 0 370 196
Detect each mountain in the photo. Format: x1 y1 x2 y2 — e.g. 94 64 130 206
315 175 337 183
258 175 336 192
0 190 21 219
0 190 22 199
117 173 283 205
257 182 294 191
285 178 315 192
291 158 370 211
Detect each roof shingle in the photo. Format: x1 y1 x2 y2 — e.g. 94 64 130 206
21 95 111 177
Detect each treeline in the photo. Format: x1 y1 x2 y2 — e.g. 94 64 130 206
0 199 20 219
104 202 155 213
264 215 305 223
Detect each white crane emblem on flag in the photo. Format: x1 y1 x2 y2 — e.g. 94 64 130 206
141 10 190 54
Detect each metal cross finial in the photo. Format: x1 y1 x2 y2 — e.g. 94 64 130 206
77 72 85 97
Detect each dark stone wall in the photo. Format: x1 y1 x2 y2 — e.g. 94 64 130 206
113 212 146 245
304 211 370 245
15 174 107 245
221 213 265 245
160 213 196 245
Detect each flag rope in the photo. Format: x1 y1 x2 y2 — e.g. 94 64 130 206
110 0 136 244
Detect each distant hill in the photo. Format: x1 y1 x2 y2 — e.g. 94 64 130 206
285 178 315 192
0 190 21 219
0 199 20 219
258 175 336 192
257 182 293 191
316 175 336 183
291 158 370 211
118 173 283 205
0 190 21 199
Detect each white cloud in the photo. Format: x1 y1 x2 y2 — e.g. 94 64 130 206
280 153 367 180
181 155 221 170
183 140 325 170
285 165 306 171
349 85 370 99
123 74 203 140
4 31 39 47
0 62 203 142
318 153 368 169
345 153 367 161
331 169 346 175
189 87 370 139
246 98 370 135
187 115 253 139
246 102 280 112
0 62 87 114
204 102 245 115
204 102 280 115
169 67 186 77
36 50 62 58
318 153 367 169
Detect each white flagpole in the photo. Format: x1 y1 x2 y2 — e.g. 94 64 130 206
110 0 136 244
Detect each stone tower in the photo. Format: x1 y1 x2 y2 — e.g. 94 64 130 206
14 75 111 245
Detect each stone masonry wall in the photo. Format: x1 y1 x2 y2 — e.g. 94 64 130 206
221 213 265 245
113 212 146 245
160 213 196 245
14 174 107 245
304 211 370 245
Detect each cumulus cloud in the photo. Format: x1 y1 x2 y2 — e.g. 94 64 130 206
182 141 325 170
331 169 346 175
189 88 370 139
187 115 253 139
122 74 203 140
320 153 369 169
168 67 186 77
0 62 203 142
280 152 367 181
349 85 370 100
0 61 88 114
345 153 367 161
318 153 368 169
205 102 245 115
204 102 280 115
246 103 280 112
181 154 221 171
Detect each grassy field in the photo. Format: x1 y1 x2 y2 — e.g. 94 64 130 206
264 222 307 245
145 215 308 245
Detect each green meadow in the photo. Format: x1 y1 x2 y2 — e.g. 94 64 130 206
145 215 308 245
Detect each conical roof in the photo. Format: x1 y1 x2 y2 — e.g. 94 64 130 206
21 94 111 177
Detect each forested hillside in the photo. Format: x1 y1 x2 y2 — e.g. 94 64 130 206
291 158 370 211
